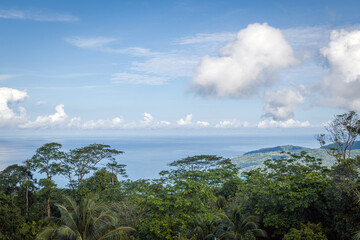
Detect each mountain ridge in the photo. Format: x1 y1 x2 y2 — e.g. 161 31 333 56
232 141 360 171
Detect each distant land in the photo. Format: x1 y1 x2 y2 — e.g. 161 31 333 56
232 141 360 171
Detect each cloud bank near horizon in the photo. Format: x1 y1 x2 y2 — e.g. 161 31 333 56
0 87 311 129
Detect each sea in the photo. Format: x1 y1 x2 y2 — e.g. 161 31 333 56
0 134 320 186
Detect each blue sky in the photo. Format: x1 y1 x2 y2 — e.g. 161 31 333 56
1 0 360 135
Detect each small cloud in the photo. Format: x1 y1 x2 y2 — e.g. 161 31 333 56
36 100 47 105
111 72 167 85
177 114 193 126
131 54 198 77
257 119 310 128
192 23 299 98
81 117 124 129
263 86 306 121
0 9 78 22
19 104 76 129
0 74 16 81
65 37 117 49
122 113 171 129
142 112 153 125
196 121 210 127
215 120 249 128
175 32 236 45
104 47 158 56
66 36 157 57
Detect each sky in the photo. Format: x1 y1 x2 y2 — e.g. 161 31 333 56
1 0 360 136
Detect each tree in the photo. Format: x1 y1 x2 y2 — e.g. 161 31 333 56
60 144 124 192
30 142 64 217
283 222 327 240
242 152 330 238
36 195 134 240
192 215 220 240
106 159 127 184
23 159 36 216
0 192 24 239
0 164 28 202
316 111 360 163
137 156 239 239
217 207 267 240
164 155 240 187
79 168 124 202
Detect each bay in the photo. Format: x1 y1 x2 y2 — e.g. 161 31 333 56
0 135 319 185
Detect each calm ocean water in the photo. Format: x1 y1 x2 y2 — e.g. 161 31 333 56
0 135 319 184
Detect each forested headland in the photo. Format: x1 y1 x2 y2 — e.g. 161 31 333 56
1 112 360 240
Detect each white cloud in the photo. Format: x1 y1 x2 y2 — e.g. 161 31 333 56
192 23 299 98
65 37 117 49
111 72 167 85
104 47 158 56
0 87 28 127
139 113 171 128
0 9 78 22
81 120 106 129
36 100 47 105
122 113 171 129
142 112 153 125
19 104 77 129
66 37 157 56
316 29 360 111
175 32 236 45
263 87 306 120
215 120 250 128
258 119 310 128
196 121 210 127
322 29 360 83
177 114 193 126
81 117 124 129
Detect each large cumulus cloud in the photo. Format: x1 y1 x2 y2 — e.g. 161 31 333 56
318 29 360 110
192 23 298 98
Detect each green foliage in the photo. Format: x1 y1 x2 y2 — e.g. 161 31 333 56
20 220 47 240
217 207 267 240
283 222 327 240
36 195 134 240
232 145 360 171
0 164 28 196
3 116 360 240
164 155 240 187
30 142 64 178
61 143 124 192
317 111 360 163
0 192 24 240
137 155 239 239
242 152 331 238
324 158 360 240
79 168 124 202
30 142 65 217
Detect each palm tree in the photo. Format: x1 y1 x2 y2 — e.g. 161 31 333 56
36 195 134 240
192 215 220 240
217 207 267 240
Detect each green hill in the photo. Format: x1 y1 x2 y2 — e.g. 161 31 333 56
232 142 360 172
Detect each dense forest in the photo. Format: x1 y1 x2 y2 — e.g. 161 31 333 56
1 112 360 240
